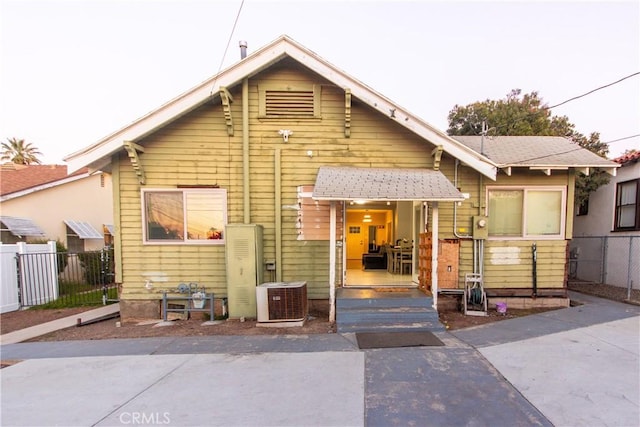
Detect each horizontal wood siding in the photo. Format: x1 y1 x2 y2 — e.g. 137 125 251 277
438 167 571 290
117 91 243 300
116 58 571 302
117 63 437 301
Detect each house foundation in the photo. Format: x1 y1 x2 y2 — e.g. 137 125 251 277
118 298 330 322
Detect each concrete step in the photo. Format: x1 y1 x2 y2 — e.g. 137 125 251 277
338 307 439 323
336 297 433 310
337 303 443 333
337 320 445 334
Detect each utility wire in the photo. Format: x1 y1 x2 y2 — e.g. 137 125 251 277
467 71 640 137
209 0 245 96
547 72 640 110
602 134 640 145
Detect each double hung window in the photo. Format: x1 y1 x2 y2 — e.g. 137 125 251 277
614 179 639 231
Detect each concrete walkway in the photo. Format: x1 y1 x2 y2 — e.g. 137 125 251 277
1 292 638 426
0 303 120 345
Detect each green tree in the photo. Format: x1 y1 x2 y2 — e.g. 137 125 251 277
447 89 609 206
1 137 43 164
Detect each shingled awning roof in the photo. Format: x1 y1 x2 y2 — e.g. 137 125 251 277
312 166 464 201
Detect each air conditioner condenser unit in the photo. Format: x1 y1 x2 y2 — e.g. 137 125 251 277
256 281 308 323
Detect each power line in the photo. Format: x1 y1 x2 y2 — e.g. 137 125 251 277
466 71 640 136
547 72 640 110
209 0 245 96
602 134 640 145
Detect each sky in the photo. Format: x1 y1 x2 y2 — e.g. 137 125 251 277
1 0 639 165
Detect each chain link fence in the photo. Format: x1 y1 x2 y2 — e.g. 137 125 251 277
569 236 639 299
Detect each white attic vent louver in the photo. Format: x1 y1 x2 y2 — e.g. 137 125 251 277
259 84 321 118
265 90 314 116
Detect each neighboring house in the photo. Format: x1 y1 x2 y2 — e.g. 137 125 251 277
0 163 113 251
572 151 640 289
64 35 618 322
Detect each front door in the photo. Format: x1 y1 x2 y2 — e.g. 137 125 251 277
346 223 365 270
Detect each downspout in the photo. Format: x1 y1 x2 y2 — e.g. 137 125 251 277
242 78 250 223
275 148 282 282
453 159 472 239
329 201 337 323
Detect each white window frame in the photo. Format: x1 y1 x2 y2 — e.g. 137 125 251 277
486 186 567 240
141 188 227 245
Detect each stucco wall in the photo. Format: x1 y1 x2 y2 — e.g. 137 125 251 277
1 173 113 250
573 162 640 237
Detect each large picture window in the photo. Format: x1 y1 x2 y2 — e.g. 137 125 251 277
488 186 566 239
142 189 227 244
614 179 639 231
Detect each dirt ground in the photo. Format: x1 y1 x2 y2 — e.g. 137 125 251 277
1 282 636 342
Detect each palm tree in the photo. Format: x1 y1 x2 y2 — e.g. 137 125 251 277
1 137 43 164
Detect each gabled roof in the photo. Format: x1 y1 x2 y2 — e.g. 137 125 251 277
313 166 464 201
64 35 497 179
0 164 90 198
452 136 618 176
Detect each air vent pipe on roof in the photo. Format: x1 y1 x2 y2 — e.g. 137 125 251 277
239 40 247 59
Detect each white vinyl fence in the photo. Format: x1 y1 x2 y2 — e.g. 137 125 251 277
0 241 58 313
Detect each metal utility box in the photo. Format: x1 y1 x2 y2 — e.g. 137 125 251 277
472 216 489 240
225 224 264 319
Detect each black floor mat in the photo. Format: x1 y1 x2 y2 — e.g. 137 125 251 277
355 331 444 349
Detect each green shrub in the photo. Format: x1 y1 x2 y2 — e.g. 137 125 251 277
31 239 68 274
77 248 115 285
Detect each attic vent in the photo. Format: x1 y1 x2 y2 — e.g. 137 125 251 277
259 84 321 119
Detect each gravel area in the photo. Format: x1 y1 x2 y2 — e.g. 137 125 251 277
568 280 640 304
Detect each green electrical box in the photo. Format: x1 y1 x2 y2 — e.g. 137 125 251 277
225 224 264 319
472 216 489 240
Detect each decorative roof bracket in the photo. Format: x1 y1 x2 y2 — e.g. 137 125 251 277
530 166 568 176
431 145 443 171
575 167 590 176
220 87 234 136
123 141 145 185
344 88 351 138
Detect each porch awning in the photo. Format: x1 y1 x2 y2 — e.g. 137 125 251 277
0 216 45 237
312 166 464 201
64 220 103 239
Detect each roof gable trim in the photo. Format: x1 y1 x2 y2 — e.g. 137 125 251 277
65 35 497 180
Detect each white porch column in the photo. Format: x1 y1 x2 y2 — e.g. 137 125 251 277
431 202 439 310
329 201 337 323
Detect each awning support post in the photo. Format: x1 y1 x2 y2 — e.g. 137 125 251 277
431 201 439 310
329 201 337 324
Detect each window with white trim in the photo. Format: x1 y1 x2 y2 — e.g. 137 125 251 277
142 189 227 244
487 186 566 239
614 179 639 231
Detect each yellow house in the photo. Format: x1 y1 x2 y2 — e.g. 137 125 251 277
64 36 617 324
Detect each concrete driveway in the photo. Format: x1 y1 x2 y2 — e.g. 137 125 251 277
2 291 638 426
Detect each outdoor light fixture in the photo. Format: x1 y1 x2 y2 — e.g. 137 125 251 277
278 129 293 142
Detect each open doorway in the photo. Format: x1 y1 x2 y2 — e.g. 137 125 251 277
344 201 416 287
